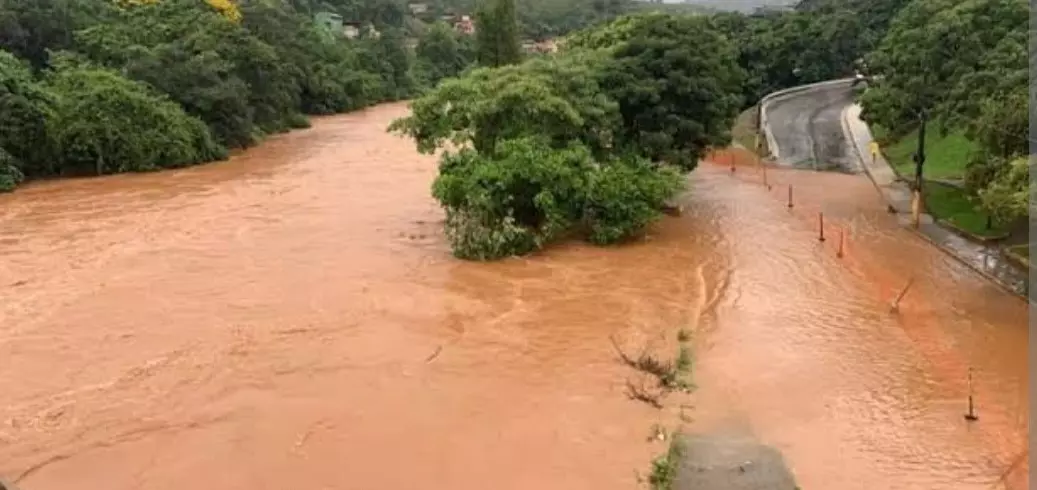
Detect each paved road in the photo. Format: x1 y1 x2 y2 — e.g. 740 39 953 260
765 83 858 173
762 83 1027 298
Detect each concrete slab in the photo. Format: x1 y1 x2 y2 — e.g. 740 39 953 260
675 434 799 490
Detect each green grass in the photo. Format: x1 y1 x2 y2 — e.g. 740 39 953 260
648 435 685 490
875 126 1007 238
923 181 1009 237
879 127 977 181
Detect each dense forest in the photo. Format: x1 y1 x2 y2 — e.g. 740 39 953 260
0 0 479 191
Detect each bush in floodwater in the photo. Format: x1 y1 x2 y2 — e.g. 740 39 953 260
0 149 25 192
583 156 684 245
648 434 685 490
432 137 684 260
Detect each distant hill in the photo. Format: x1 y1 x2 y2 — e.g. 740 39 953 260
633 0 797 13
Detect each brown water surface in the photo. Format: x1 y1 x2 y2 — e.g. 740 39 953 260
0 104 1027 490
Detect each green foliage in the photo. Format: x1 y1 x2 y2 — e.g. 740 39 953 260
707 0 911 107
0 0 111 68
860 0 1026 136
878 126 976 181
600 14 744 171
433 138 592 259
395 12 743 259
0 49 55 175
561 11 664 51
359 27 418 101
390 51 618 156
583 157 683 244
0 148 26 192
978 157 1030 225
0 0 498 191
432 137 682 259
417 0 632 40
648 435 685 490
415 21 474 87
921 181 1007 237
857 0 1026 221
475 0 522 67
44 61 225 175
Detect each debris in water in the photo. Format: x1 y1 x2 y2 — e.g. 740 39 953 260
424 345 444 363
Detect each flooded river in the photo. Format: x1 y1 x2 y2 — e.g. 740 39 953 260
0 104 1028 490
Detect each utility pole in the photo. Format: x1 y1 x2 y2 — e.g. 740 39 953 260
910 112 927 228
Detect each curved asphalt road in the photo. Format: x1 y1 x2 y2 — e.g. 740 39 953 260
766 82 1028 297
766 83 858 173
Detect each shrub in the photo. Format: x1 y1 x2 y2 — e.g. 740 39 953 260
432 138 684 259
0 149 25 192
45 63 226 176
432 138 595 259
584 156 684 244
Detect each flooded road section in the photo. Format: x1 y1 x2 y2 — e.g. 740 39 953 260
0 104 1028 490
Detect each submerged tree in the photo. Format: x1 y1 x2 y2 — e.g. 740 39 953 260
390 13 760 259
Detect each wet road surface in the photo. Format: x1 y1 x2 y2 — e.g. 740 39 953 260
765 81 858 173
0 104 1028 489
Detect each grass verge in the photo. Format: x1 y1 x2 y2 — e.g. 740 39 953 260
923 181 1009 238
874 126 1009 239
648 434 685 490
874 126 976 181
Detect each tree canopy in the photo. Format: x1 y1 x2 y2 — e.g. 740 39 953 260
392 12 746 259
856 0 1029 220
0 0 479 191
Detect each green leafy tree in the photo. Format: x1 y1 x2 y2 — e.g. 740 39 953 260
432 137 682 259
0 147 25 192
0 49 55 177
978 157 1031 225
860 0 1026 136
390 51 618 157
0 0 110 68
44 59 225 176
475 0 521 67
600 14 744 171
367 28 418 100
415 21 472 86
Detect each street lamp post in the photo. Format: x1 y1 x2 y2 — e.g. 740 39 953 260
910 111 927 228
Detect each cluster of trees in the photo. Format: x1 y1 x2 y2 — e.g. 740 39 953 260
419 0 632 41
705 0 911 109
857 0 1029 224
391 12 744 259
0 0 479 191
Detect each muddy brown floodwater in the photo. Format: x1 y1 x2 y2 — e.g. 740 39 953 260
0 104 1028 490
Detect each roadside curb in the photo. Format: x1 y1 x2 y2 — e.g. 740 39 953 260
1005 247 1030 271
840 104 1028 301
759 78 855 163
934 218 1009 244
